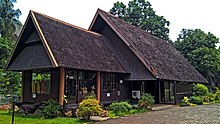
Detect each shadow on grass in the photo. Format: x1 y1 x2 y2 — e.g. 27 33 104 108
2 110 41 119
0 110 92 124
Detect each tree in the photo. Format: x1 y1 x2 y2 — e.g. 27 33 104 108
0 37 13 68
174 29 220 83
0 37 21 96
0 0 22 38
110 0 171 42
0 0 22 96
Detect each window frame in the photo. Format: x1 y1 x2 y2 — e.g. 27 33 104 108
102 73 120 93
32 71 51 95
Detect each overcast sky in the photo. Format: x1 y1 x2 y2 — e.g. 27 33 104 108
14 0 220 41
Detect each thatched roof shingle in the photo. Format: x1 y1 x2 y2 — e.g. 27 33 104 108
7 11 126 73
94 9 207 83
34 11 126 73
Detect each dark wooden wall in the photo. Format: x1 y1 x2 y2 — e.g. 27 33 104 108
100 73 130 104
22 68 60 103
93 17 155 80
176 82 193 102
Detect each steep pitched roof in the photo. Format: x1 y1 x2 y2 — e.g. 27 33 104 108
7 11 126 73
90 9 207 83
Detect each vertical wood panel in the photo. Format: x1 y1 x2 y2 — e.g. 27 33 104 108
174 81 177 104
59 68 65 105
97 71 101 102
158 80 161 103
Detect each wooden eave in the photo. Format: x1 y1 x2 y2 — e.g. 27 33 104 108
89 9 158 78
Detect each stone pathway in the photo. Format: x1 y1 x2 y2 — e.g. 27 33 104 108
94 104 220 124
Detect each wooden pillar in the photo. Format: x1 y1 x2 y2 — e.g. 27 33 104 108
158 80 161 103
59 68 65 105
96 71 101 102
174 81 177 104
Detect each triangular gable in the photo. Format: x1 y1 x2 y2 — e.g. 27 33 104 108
89 9 157 78
6 11 58 70
89 9 207 83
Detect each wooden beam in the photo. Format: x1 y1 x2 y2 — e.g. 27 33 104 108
21 71 25 102
97 71 101 102
174 81 177 104
59 68 65 105
158 80 161 103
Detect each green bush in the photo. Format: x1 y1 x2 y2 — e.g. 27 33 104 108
76 98 102 120
108 101 132 114
179 96 190 107
42 99 59 119
202 96 210 103
193 83 209 96
189 96 203 105
138 93 155 109
207 93 216 102
215 89 220 101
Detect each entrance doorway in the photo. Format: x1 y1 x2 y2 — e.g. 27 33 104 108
66 70 78 104
160 81 175 104
65 69 97 104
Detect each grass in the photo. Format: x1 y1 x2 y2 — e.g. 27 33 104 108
0 110 90 124
108 108 149 118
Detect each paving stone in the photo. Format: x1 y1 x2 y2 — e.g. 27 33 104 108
94 104 220 124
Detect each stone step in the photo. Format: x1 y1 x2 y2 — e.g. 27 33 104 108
152 104 177 111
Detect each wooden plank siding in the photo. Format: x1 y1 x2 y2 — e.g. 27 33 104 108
22 69 60 103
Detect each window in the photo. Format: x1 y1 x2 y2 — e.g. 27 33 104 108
32 72 51 94
103 74 119 92
78 71 96 96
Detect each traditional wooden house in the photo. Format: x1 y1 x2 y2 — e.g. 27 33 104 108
6 9 207 105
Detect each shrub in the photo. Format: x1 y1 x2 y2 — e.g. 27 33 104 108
215 89 220 101
193 83 209 96
202 96 210 103
189 96 203 105
138 93 155 109
108 101 132 114
76 98 102 120
207 93 216 102
84 94 96 99
42 99 59 119
179 96 190 107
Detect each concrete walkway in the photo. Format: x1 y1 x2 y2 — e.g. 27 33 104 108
94 103 220 124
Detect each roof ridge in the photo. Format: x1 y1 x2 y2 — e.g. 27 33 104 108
30 10 101 36
97 9 163 41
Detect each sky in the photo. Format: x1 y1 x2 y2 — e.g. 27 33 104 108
14 0 220 41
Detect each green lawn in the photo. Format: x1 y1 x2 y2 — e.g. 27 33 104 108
0 110 90 124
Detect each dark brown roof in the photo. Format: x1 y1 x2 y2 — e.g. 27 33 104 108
7 11 126 73
95 9 207 83
34 11 126 73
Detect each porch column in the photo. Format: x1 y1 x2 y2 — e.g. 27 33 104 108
158 80 161 103
174 81 177 104
59 68 65 105
97 71 101 102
